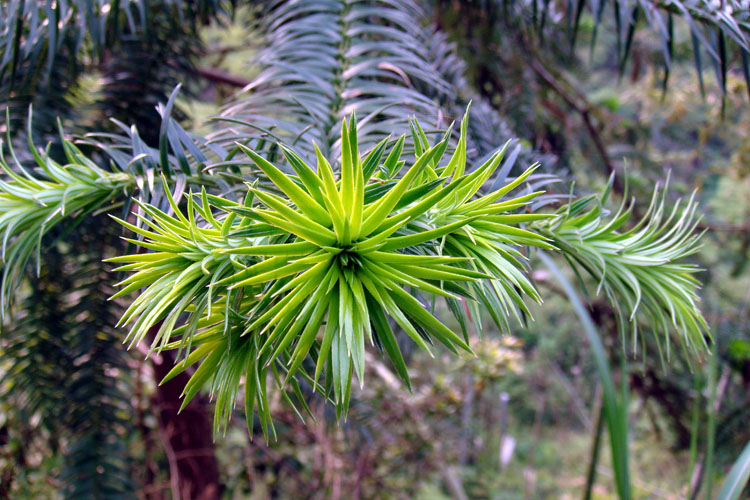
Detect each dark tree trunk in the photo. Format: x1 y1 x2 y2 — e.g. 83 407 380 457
150 349 223 500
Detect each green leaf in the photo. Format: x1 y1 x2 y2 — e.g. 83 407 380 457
367 294 411 390
219 241 316 256
236 143 331 227
279 144 326 205
385 282 473 355
539 251 631 500
380 216 479 251
716 440 750 500
360 139 448 236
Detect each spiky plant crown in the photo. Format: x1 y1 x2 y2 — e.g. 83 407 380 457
92 110 709 437
0 109 708 439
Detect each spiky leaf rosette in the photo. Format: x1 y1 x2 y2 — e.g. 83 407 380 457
109 112 709 437
109 112 554 435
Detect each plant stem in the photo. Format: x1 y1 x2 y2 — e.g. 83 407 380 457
583 385 605 500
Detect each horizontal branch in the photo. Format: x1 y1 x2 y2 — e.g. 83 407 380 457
197 67 251 88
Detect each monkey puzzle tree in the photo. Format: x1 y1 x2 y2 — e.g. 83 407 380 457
1 0 748 498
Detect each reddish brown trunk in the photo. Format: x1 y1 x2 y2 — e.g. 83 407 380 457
150 349 223 500
131 217 223 499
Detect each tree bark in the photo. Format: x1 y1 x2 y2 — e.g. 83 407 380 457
150 348 223 500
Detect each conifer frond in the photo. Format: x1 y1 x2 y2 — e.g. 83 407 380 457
110 111 556 432
209 0 539 170
537 176 709 359
0 122 133 317
108 112 708 435
0 219 134 499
